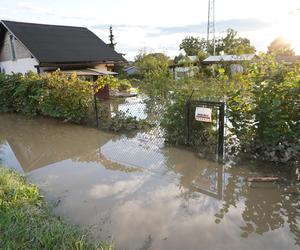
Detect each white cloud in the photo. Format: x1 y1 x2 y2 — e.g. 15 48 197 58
1 0 299 60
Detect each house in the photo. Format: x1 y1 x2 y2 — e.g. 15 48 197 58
124 65 139 75
202 54 255 74
170 55 200 80
0 20 127 80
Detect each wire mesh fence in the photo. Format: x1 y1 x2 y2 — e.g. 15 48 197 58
89 93 225 162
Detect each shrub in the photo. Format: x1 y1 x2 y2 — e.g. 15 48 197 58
118 79 132 91
227 54 300 162
39 71 93 122
161 74 227 153
0 73 23 112
135 52 174 99
0 71 93 122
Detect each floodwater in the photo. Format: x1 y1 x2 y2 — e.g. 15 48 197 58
0 114 300 250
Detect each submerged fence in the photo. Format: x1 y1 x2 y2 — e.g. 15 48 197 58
186 99 225 160
89 93 226 161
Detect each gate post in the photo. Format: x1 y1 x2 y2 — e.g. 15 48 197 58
218 103 225 160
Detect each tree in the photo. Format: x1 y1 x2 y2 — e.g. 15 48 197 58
214 28 256 55
178 29 256 58
135 51 173 98
179 37 207 56
267 37 295 56
135 52 170 77
108 25 116 50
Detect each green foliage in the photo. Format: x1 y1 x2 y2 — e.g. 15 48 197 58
161 74 227 150
40 71 93 122
94 75 125 92
179 28 256 57
227 54 300 162
0 71 129 123
0 166 112 250
267 37 295 56
135 52 173 98
117 79 132 91
0 73 24 113
160 91 188 145
179 37 207 56
214 28 256 55
0 71 94 122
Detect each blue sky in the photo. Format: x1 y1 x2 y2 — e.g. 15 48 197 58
1 0 299 60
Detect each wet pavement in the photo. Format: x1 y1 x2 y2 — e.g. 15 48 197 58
0 114 299 250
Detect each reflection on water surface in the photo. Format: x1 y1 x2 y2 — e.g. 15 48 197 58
0 114 299 250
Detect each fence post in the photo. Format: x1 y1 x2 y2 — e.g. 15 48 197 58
218 103 225 161
186 100 191 144
93 88 99 128
185 90 195 145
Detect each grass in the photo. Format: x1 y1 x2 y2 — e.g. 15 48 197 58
0 166 113 250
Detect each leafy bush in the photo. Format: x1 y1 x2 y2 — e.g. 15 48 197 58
161 74 227 153
227 54 300 162
0 73 23 112
135 52 174 98
39 71 93 122
117 79 132 91
0 71 93 122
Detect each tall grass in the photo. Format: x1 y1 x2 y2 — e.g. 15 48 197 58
0 166 113 250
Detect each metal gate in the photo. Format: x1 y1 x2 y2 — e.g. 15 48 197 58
186 99 225 161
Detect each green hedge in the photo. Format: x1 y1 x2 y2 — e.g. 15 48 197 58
0 71 94 123
227 55 300 162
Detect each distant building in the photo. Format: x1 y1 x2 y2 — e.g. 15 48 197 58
0 20 127 80
124 65 139 75
202 54 255 64
202 54 255 74
170 55 200 80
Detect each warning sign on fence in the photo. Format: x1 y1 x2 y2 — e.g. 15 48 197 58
195 107 212 122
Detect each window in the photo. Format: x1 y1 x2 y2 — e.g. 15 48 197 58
9 35 16 61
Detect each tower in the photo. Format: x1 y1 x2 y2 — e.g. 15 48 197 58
207 0 216 55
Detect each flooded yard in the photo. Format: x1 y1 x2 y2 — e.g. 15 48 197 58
0 114 299 250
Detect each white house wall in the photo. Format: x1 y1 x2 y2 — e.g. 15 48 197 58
0 58 38 74
0 31 38 74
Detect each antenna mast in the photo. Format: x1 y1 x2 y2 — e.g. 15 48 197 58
207 0 216 55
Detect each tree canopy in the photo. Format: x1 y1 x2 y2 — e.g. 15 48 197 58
179 28 256 57
135 52 170 77
108 25 117 50
267 37 295 56
215 28 256 55
179 37 207 56
134 51 173 98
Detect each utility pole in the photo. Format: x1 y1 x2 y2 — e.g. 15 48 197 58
207 0 216 55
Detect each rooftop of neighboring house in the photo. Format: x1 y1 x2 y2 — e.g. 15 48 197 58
202 54 255 64
0 20 126 65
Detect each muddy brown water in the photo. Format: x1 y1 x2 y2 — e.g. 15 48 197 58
0 114 300 250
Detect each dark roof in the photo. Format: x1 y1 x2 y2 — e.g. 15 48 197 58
202 54 255 64
1 20 126 64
